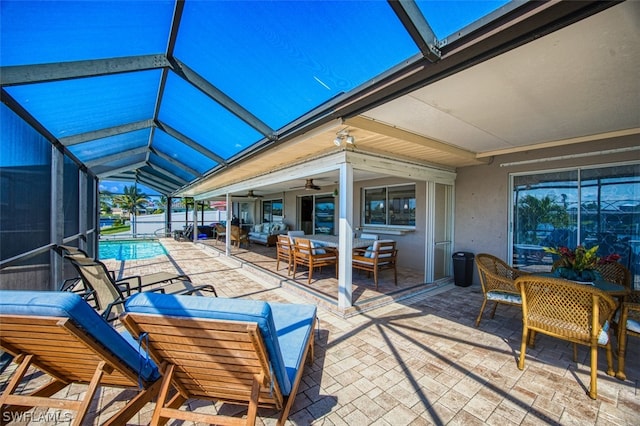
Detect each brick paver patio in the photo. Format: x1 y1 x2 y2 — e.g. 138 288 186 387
1 239 638 425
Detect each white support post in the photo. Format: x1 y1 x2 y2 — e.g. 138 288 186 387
225 193 232 256
338 162 354 309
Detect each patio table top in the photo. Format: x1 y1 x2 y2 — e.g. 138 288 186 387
299 234 377 249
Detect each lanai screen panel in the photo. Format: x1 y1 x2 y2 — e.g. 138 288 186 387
416 0 512 40
159 72 263 161
152 131 215 175
175 1 419 131
5 71 161 138
0 1 173 65
67 129 151 165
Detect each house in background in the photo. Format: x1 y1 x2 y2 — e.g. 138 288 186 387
1 1 638 309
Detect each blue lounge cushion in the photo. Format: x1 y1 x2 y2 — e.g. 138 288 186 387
125 292 316 396
0 290 159 382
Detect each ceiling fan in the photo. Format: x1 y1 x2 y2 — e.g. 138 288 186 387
291 179 321 191
235 190 263 199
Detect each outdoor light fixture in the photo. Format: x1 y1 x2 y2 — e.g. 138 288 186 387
333 129 355 146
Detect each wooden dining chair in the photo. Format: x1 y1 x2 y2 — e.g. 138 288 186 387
515 275 617 399
292 238 338 284
352 240 397 290
276 234 293 275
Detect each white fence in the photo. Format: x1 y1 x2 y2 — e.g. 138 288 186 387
101 211 228 239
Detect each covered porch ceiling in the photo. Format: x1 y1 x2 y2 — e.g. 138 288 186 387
2 1 638 197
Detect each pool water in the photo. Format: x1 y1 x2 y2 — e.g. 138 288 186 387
99 240 167 261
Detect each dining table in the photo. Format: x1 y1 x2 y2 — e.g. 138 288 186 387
297 234 377 249
537 272 629 297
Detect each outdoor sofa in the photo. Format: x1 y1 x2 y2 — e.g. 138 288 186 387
248 222 290 246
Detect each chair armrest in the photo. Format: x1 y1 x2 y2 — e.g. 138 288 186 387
59 277 82 292
315 247 338 258
117 276 143 293
102 297 127 322
481 271 520 294
115 279 134 296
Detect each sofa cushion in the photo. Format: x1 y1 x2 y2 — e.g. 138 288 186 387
125 292 316 396
0 290 160 382
310 241 326 255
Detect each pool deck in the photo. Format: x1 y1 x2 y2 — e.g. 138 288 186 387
1 238 638 425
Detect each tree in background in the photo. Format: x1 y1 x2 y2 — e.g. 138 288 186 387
99 190 113 216
517 194 570 243
114 185 149 236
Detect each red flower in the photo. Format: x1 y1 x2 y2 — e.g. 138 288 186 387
599 253 621 264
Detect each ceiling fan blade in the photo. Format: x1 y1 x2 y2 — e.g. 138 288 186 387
290 179 322 190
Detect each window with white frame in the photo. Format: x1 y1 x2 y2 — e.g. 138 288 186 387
363 184 416 227
262 199 283 223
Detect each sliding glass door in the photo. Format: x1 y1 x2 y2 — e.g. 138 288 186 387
511 163 640 288
299 195 335 235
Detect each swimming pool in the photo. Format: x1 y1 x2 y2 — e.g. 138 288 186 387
99 240 167 261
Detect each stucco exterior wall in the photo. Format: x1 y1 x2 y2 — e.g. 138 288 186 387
454 135 639 284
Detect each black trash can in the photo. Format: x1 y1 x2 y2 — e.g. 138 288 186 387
452 252 474 287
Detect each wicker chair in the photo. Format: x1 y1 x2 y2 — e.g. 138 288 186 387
276 234 293 275
230 225 250 248
475 253 530 327
596 262 632 288
515 275 617 399
214 223 226 244
616 289 640 380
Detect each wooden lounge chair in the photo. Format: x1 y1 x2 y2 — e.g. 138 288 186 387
292 238 338 285
65 255 216 320
352 240 398 290
475 253 530 327
121 292 317 425
0 290 162 425
515 275 617 399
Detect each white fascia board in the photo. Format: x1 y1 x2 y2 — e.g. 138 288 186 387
194 152 347 200
346 151 456 184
